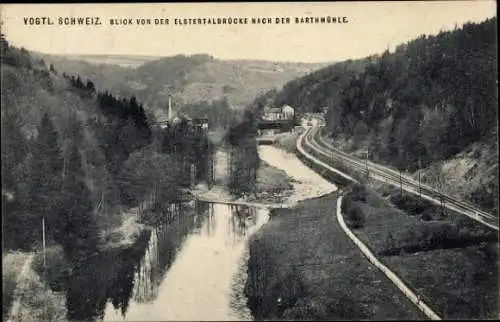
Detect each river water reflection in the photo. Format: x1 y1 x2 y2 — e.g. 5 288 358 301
83 201 270 321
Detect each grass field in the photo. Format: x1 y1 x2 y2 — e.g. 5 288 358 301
342 184 499 319
12 261 67 322
273 128 305 154
244 193 425 320
255 160 295 202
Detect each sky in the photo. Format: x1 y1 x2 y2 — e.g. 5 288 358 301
1 1 497 63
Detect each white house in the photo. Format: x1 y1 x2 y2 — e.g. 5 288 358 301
282 105 295 119
262 107 283 121
171 116 181 125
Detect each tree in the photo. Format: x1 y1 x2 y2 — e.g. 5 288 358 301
1 107 29 249
55 117 99 260
75 76 84 89
85 79 95 92
1 107 27 190
0 33 9 58
226 106 260 197
24 113 63 245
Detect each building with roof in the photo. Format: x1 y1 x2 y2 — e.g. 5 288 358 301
262 105 295 121
282 105 295 119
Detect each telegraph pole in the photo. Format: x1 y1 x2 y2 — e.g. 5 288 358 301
436 172 446 219
440 194 446 218
42 214 47 321
42 215 46 269
399 168 403 197
418 157 422 203
365 149 369 180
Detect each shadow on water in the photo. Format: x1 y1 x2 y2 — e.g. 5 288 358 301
132 202 205 304
66 229 151 321
65 201 196 321
65 200 267 321
229 205 258 244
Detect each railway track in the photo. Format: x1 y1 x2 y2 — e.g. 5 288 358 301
299 123 498 231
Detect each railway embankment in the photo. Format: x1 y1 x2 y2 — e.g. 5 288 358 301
342 184 498 319
302 125 499 319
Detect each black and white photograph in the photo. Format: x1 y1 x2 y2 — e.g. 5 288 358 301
1 1 498 321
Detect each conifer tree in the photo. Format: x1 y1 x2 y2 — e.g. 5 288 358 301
55 117 99 260
1 107 29 249
1 107 27 190
26 112 63 244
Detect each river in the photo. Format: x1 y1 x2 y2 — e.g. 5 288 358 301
102 202 268 321
63 145 335 322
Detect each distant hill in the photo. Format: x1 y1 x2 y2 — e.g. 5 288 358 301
33 52 331 119
58 54 162 68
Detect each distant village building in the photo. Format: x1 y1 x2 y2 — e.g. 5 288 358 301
171 116 181 125
193 117 209 134
282 105 295 119
262 105 295 121
262 107 283 121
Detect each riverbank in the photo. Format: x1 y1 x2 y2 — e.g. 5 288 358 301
2 205 152 322
272 127 305 153
193 145 337 210
100 207 152 251
244 192 425 320
193 160 295 208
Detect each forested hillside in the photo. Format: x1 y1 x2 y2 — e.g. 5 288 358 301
250 56 373 112
256 17 498 212
35 52 329 120
1 35 213 259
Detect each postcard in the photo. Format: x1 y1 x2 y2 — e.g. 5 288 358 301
1 2 497 321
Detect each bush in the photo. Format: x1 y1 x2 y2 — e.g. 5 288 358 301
389 193 438 216
350 185 368 202
421 209 435 221
380 222 498 256
32 245 70 292
341 196 350 214
340 185 370 229
346 205 365 229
